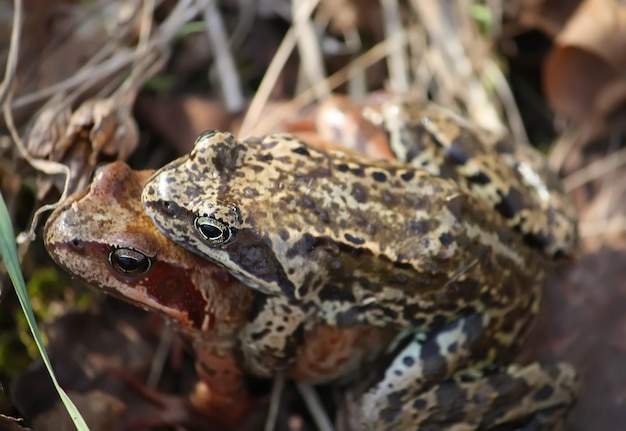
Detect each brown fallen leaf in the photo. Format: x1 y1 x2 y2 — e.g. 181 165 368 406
543 0 626 123
25 98 139 201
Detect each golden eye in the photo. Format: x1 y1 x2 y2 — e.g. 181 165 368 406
109 248 152 275
195 216 233 244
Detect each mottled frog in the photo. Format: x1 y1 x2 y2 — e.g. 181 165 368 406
141 98 580 429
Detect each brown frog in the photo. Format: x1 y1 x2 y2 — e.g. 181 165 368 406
44 161 393 428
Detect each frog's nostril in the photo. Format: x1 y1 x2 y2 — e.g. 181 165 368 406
70 238 83 250
160 200 182 216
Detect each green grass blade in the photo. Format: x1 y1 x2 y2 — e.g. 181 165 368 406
0 191 89 430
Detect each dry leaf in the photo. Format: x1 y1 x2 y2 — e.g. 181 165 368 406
25 98 139 200
543 0 626 123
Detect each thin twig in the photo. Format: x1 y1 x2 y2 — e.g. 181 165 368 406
292 0 329 98
381 0 409 93
296 382 335 431
245 30 409 137
0 0 22 108
264 372 286 431
147 325 174 388
238 0 321 137
482 59 529 144
204 0 245 112
563 144 626 192
2 87 70 243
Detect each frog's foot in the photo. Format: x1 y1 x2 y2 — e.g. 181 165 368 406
114 369 251 430
353 361 580 431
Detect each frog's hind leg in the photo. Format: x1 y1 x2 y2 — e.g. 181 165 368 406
353 361 579 431
350 316 579 430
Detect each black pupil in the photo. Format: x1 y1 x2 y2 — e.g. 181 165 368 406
116 255 143 272
110 249 151 274
200 223 223 240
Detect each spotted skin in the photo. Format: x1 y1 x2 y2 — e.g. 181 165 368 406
141 122 579 428
143 131 543 344
44 161 395 425
378 97 579 259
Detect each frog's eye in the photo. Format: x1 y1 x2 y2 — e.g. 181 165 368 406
195 216 233 245
109 248 152 275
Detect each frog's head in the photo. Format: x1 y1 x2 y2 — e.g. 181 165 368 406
142 131 297 298
44 161 228 330
142 130 247 249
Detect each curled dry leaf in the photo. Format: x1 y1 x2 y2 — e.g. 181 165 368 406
543 0 626 125
26 98 138 200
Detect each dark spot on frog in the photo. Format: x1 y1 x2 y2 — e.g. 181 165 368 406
351 183 368 203
318 284 356 304
523 231 552 253
379 390 405 424
445 143 470 165
350 166 365 177
439 232 454 246
336 163 349 172
250 327 271 341
447 341 458 353
381 190 399 207
333 306 362 327
211 140 244 172
372 171 387 182
400 171 414 182
412 398 428 410
533 384 555 401
402 355 415 367
405 220 430 235
344 233 365 245
433 382 468 421
386 274 409 285
291 146 310 156
468 171 491 185
278 229 290 241
494 187 525 219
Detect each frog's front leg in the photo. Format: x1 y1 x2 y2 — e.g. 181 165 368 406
350 320 579 430
238 294 311 376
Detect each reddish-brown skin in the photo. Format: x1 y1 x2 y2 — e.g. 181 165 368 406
44 161 394 426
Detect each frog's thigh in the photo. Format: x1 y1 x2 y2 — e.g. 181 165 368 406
356 361 579 431
361 313 493 403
